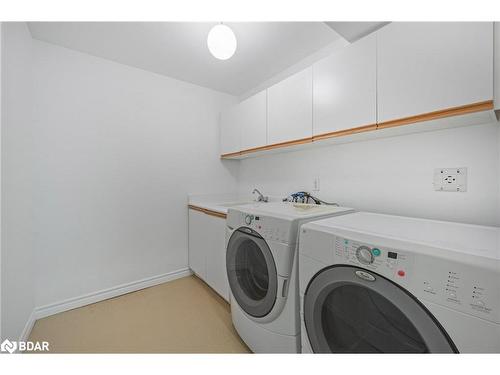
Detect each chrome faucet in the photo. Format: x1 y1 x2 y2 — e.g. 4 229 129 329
252 188 269 202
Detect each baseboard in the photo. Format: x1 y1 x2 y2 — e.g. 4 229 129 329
18 310 37 343
33 268 192 320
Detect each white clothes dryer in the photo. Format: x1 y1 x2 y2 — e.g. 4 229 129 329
299 212 500 353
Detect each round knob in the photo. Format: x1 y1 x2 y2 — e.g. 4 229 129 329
245 214 254 225
356 246 374 265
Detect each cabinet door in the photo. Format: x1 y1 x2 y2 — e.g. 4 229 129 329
268 67 313 144
188 209 207 279
377 22 493 123
313 34 376 136
219 106 240 155
239 90 267 151
205 215 229 301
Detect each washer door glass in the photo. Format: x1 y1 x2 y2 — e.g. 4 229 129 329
226 228 278 318
304 266 457 353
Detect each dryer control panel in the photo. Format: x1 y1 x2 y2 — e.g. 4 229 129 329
334 237 413 287
334 236 500 324
413 255 500 324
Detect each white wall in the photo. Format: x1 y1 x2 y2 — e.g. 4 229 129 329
31 40 238 308
238 122 500 226
1 22 36 340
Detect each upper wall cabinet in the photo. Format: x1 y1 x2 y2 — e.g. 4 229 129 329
267 67 313 145
377 22 494 123
239 90 267 151
219 106 240 155
313 34 377 137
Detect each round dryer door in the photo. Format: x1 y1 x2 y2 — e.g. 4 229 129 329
304 265 457 353
226 227 278 318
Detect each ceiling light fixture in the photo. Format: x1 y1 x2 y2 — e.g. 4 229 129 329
207 23 237 60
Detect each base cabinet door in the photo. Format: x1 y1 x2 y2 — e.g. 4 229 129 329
188 209 229 302
205 216 229 301
188 209 207 279
377 22 493 123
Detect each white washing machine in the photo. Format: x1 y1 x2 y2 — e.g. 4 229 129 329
299 212 500 353
225 202 355 353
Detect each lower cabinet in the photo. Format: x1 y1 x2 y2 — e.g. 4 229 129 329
188 208 229 301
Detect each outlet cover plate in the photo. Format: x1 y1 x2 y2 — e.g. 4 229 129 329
434 167 467 192
313 177 320 192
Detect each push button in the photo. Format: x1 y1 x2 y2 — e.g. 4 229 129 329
397 270 406 277
372 248 381 257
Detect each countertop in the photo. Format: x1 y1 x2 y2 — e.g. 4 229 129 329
188 193 253 215
188 193 283 215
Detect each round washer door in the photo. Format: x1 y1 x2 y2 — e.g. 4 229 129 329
304 265 457 353
226 227 278 318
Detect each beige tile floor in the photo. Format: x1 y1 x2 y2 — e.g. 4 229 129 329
29 275 251 353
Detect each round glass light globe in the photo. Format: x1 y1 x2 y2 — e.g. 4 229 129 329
207 24 237 60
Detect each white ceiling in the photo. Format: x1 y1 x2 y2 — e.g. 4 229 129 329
28 22 342 96
325 22 389 42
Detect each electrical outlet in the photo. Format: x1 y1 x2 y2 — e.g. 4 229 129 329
433 168 467 192
313 177 320 192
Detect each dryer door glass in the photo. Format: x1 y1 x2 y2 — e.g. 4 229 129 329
304 266 456 353
226 228 278 318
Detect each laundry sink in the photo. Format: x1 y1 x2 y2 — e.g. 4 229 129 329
292 203 335 211
216 201 253 208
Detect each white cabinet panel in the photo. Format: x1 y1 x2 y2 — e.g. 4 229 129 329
268 67 313 144
313 34 376 136
219 107 240 155
377 22 493 123
188 209 207 279
239 90 267 151
205 215 229 301
188 209 229 302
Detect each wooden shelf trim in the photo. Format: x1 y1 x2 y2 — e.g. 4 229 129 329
221 137 313 158
312 123 377 141
377 100 494 130
220 150 241 158
240 136 313 155
188 204 227 219
220 100 494 159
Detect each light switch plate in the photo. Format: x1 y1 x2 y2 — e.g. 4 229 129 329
433 167 467 192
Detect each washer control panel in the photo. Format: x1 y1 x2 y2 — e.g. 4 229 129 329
236 212 291 244
334 237 412 286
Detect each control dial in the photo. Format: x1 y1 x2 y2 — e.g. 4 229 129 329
356 246 374 265
244 214 254 225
